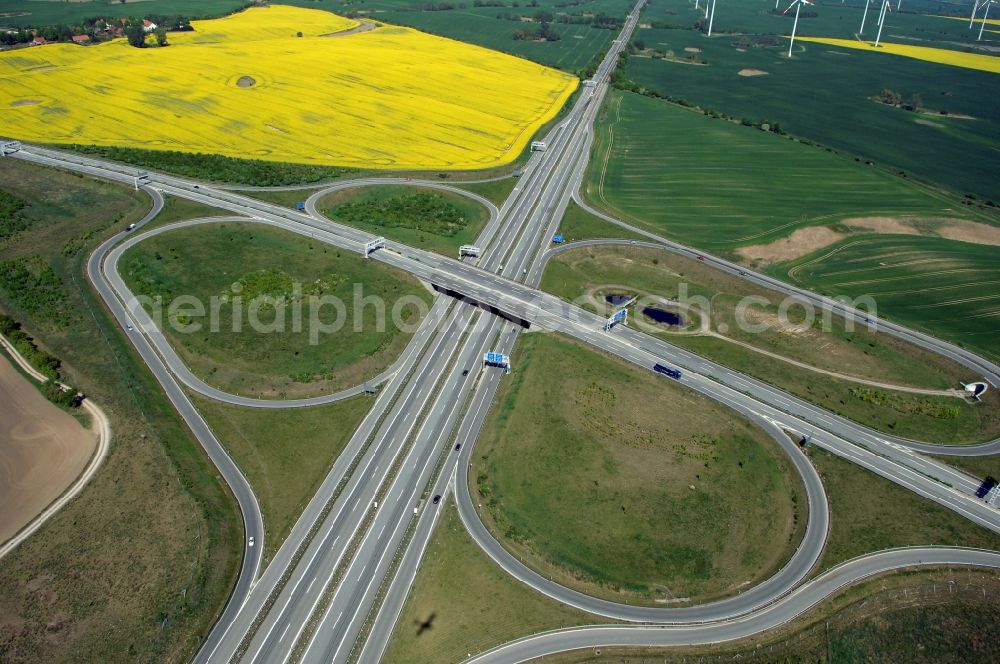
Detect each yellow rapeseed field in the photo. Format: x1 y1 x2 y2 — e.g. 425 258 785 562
0 5 577 170
796 37 1000 74
935 14 1000 27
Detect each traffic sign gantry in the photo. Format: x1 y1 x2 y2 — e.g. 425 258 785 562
459 244 481 258
363 237 386 258
0 141 21 156
604 307 628 331
483 351 511 374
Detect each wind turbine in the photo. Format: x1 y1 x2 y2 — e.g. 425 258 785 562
783 0 813 57
978 0 997 40
970 0 982 28
874 0 892 47
860 0 873 34
707 0 718 35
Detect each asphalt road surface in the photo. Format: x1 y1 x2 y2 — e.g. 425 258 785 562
7 1 999 659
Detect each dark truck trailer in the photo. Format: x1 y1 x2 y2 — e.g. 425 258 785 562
653 363 682 380
975 476 997 499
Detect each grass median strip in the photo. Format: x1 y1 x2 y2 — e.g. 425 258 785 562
190 394 373 564
383 502 600 664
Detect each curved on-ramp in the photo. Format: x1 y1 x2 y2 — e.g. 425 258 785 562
102 177 500 410
463 547 1000 663
302 177 501 227
104 217 401 409
456 413 830 624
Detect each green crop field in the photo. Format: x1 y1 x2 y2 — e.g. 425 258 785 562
776 235 1000 361
626 0 1000 203
320 185 491 257
0 0 246 29
120 223 432 399
2 0 631 74
343 2 624 72
317 0 631 73
641 0 990 47
473 333 805 605
586 91 993 250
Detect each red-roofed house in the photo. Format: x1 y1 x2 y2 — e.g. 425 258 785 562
30 36 46 46
142 19 158 32
71 34 90 43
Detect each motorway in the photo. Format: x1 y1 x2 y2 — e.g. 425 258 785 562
7 1 1000 660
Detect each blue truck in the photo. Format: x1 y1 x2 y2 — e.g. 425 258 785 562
653 363 682 380
295 201 306 211
975 476 997 499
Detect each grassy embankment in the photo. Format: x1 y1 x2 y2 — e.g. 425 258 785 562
383 502 599 664
0 157 240 663
386 477 998 664
556 200 646 242
189 394 372 563
626 0 1000 203
120 223 432 399
542 244 999 444
537 568 1000 663
472 333 806 606
319 185 491 256
931 455 999 483
809 446 999 571
453 178 518 208
144 195 232 230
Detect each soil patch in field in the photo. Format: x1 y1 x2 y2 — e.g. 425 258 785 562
324 20 377 37
845 216 1000 246
684 47 701 53
9 100 40 108
738 68 769 76
236 76 255 88
737 226 845 263
0 358 96 547
739 217 1000 264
